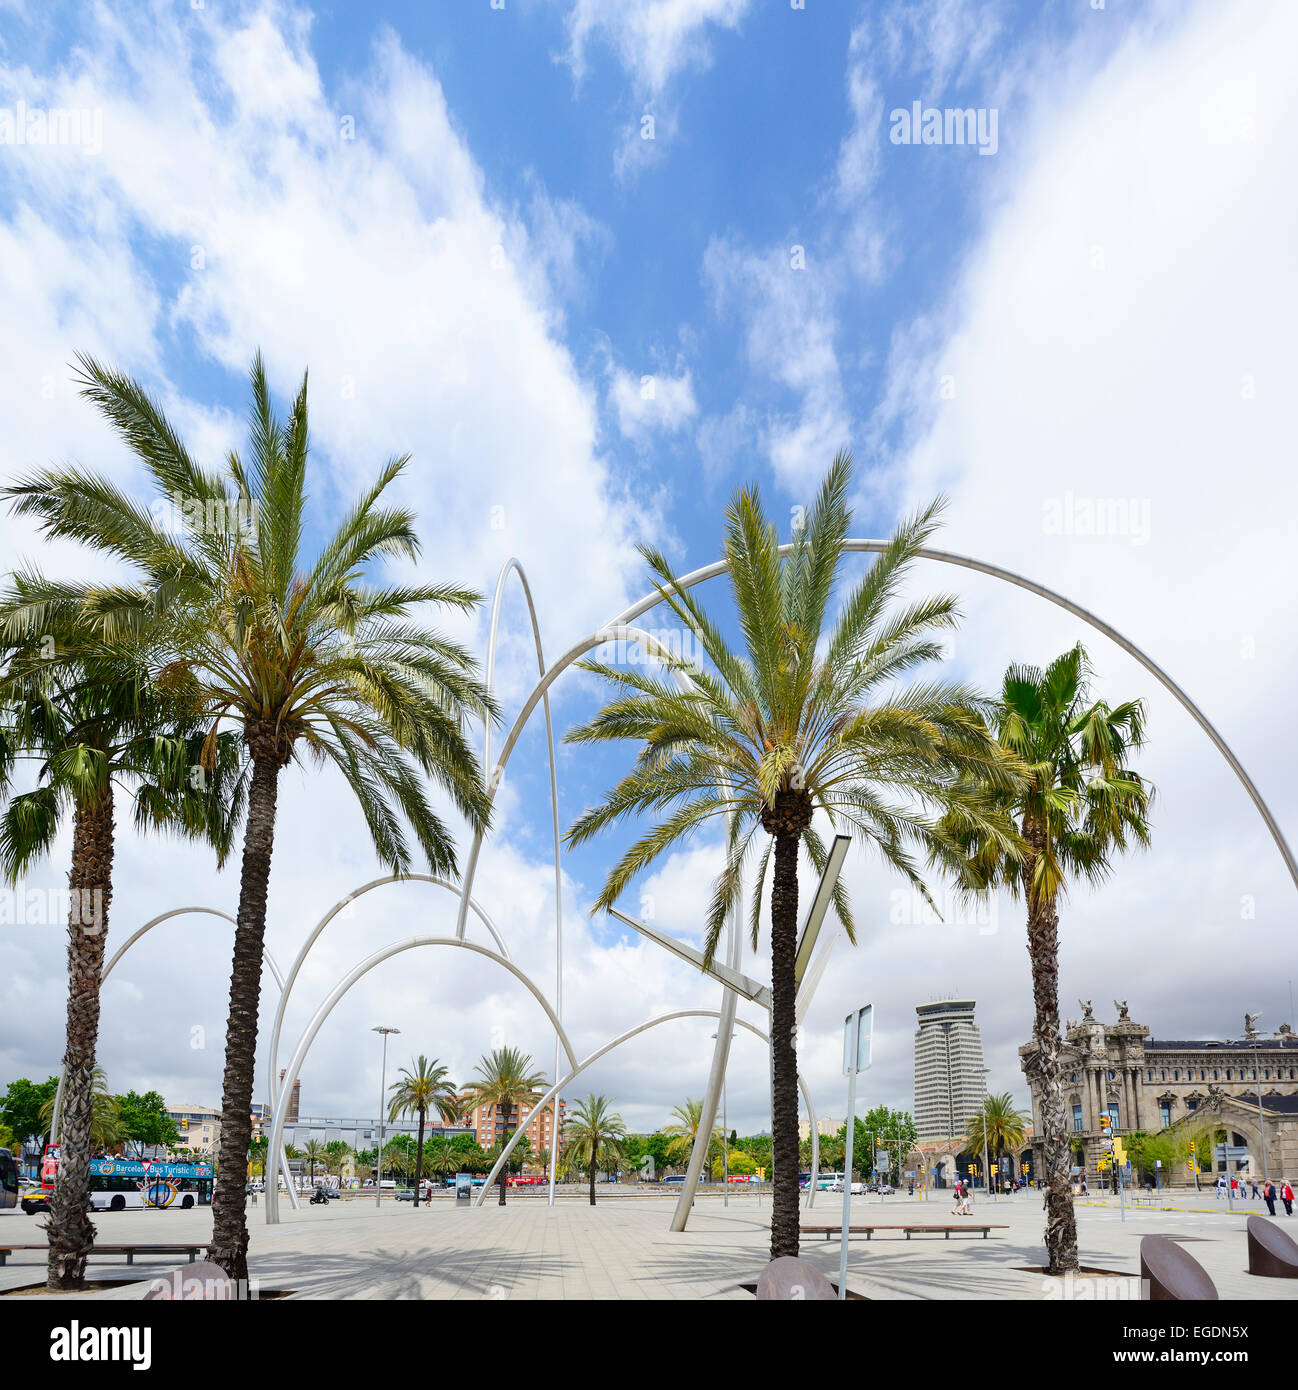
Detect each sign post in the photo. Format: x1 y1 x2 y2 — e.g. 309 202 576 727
838 1004 873 1301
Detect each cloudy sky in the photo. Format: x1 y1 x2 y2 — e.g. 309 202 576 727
2 0 1295 1141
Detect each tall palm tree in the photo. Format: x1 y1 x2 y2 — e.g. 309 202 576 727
563 456 1024 1258
301 1139 326 1183
388 1056 459 1207
6 353 497 1280
967 1092 1028 1190
937 645 1151 1272
465 1047 547 1206
0 595 242 1291
563 1095 627 1206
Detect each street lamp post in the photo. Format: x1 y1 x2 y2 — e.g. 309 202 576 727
1245 1012 1269 1184
373 1026 400 1209
711 1031 734 1205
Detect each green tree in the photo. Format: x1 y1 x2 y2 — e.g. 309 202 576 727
301 1139 326 1182
422 1135 456 1184
322 1141 351 1178
465 1047 547 1205
382 1133 418 1181
38 1069 121 1150
9 355 497 1280
851 1107 918 1182
966 1093 1028 1189
562 1095 628 1206
712 1147 756 1180
387 1055 459 1207
938 645 1151 1272
563 457 1022 1258
0 599 241 1290
115 1090 180 1158
0 1076 59 1155
662 1099 722 1175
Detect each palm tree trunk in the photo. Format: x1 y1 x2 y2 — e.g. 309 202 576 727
766 793 810 1262
1024 824 1079 1273
589 1140 597 1206
208 751 282 1284
46 790 113 1291
414 1107 426 1208
498 1103 511 1206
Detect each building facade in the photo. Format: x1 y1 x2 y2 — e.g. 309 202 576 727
166 1104 221 1158
462 1097 566 1161
914 999 987 1141
1019 1003 1298 1177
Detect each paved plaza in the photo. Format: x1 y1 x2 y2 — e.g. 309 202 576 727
4 1190 1298 1300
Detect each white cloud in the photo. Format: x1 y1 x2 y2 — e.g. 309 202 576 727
607 363 698 441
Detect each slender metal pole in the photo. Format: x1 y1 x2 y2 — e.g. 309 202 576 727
839 1018 859 1301
373 1026 399 1209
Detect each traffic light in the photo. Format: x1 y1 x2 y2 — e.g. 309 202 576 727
1188 1140 1196 1152
1099 1114 1110 1133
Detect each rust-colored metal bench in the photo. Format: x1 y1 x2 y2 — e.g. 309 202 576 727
1247 1215 1298 1279
1140 1235 1218 1300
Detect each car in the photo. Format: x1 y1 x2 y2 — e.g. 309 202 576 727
21 1187 51 1215
394 1188 416 1202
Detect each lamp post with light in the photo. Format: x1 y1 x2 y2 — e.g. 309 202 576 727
373 1026 400 1208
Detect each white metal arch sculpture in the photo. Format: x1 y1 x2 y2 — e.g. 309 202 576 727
473 1009 823 1208
453 540 1297 1232
263 934 580 1224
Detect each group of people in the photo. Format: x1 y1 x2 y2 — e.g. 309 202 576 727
1216 1174 1295 1215
949 1178 974 1215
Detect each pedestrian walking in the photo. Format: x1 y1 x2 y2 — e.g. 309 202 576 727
1251 1177 1261 1200
1263 1180 1277 1216
950 1178 964 1216
1216 1174 1227 1200
1283 1180 1295 1216
960 1181 974 1216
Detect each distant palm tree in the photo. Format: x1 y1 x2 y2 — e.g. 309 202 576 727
388 1056 459 1207
465 1047 547 1205
301 1139 326 1183
0 595 242 1291
662 1100 721 1172
563 1095 628 1206
967 1093 1028 1189
422 1135 456 1185
564 456 1023 1258
7 354 497 1280
938 645 1151 1272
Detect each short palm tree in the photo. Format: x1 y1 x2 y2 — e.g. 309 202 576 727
388 1056 459 1207
0 596 242 1291
301 1139 326 1183
967 1092 1028 1190
563 1095 627 1206
6 354 497 1280
422 1135 456 1185
564 455 1023 1257
37 1068 121 1151
465 1047 547 1205
936 645 1151 1272
662 1099 723 1174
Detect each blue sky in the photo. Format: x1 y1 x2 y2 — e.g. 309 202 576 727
2 0 1296 1136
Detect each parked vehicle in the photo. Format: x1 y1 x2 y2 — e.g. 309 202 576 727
0 1149 18 1211
394 1188 416 1202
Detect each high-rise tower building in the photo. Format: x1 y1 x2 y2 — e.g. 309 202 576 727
914 999 986 1141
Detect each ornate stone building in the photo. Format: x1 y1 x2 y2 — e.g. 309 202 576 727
1019 1003 1298 1178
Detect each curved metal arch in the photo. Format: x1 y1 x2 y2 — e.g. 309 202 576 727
482 558 566 1206
453 538 1296 1233
265 873 511 1130
263 934 579 1224
52 906 298 1210
473 1009 820 1207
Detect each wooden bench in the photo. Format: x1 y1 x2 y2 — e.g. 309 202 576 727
0 1243 203 1267
801 1223 1008 1242
1129 1195 1171 1208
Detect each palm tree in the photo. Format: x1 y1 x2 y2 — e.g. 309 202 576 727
563 1095 628 1206
0 595 242 1291
967 1092 1028 1191
37 1068 122 1151
422 1135 456 1186
301 1139 326 1183
563 456 1023 1257
6 354 497 1280
937 645 1151 1272
465 1047 547 1205
388 1056 459 1207
662 1099 715 1172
